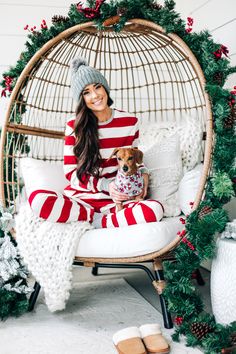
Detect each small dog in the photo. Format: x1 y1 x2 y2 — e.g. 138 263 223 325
111 147 144 211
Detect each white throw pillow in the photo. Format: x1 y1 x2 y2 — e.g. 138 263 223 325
178 163 203 215
143 134 183 217
20 158 68 196
175 114 203 172
140 112 203 172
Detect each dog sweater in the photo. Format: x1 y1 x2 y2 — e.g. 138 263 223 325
115 170 144 196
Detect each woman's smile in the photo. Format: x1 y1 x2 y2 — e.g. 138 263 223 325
92 98 103 106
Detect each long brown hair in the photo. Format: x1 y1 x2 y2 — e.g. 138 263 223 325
73 90 113 183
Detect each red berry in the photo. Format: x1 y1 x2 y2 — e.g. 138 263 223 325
187 17 193 25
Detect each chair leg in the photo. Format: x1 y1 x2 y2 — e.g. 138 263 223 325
92 266 99 276
28 281 41 311
153 260 173 329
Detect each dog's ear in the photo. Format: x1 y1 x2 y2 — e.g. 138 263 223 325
109 148 120 159
133 148 143 164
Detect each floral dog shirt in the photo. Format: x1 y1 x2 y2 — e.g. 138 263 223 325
115 169 144 196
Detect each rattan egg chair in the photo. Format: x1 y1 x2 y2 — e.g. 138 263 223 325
0 18 213 328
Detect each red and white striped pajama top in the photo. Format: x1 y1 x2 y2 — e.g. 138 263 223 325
29 109 164 226
63 109 140 211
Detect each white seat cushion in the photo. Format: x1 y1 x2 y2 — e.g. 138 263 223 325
76 217 181 258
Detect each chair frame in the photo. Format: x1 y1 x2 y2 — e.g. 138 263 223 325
0 19 213 329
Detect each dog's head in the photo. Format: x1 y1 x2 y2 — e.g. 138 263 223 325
110 147 143 175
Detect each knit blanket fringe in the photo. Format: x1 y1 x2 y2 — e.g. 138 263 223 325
15 203 92 312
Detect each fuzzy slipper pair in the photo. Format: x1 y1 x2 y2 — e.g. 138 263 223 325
113 323 170 354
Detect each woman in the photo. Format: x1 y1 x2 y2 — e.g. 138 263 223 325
29 58 163 227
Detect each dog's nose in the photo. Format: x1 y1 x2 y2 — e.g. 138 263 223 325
123 165 128 172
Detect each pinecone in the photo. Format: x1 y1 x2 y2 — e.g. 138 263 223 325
213 72 224 86
117 7 127 16
151 3 163 10
198 206 213 219
52 15 70 24
230 332 236 344
224 106 236 129
103 15 120 27
221 333 236 354
190 322 214 340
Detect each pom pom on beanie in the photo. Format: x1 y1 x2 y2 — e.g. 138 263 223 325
70 56 110 102
70 57 88 75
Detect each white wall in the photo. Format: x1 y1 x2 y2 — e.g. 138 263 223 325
0 0 73 124
0 0 236 125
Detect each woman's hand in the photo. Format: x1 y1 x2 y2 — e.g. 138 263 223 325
138 173 149 199
108 181 130 203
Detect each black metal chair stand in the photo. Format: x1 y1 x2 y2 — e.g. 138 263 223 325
28 261 173 329
28 282 41 312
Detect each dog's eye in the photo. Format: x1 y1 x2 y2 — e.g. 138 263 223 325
128 156 133 160
117 157 122 161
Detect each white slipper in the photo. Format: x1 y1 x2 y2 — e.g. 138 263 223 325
113 326 147 354
139 324 170 354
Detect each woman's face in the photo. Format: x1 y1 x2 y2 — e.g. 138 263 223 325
82 83 108 112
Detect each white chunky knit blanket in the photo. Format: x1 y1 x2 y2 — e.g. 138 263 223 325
15 203 92 312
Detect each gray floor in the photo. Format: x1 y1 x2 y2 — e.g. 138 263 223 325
4 269 205 354
72 264 212 317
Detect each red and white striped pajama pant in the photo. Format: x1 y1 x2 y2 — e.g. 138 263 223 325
28 189 164 228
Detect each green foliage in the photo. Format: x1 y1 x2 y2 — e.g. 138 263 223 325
0 206 32 319
213 99 231 132
213 132 236 171
187 207 229 238
212 172 235 199
205 84 231 103
0 289 28 320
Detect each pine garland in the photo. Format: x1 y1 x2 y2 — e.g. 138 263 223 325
0 1 236 352
0 205 32 319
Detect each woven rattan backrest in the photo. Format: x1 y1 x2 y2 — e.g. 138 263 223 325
0 19 213 209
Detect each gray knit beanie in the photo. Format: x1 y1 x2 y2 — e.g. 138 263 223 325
70 57 110 102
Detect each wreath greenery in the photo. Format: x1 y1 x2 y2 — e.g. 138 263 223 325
1 0 236 352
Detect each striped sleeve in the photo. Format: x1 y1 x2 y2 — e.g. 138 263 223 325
63 118 110 193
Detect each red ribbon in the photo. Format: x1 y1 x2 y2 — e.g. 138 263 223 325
77 0 105 19
213 45 229 59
